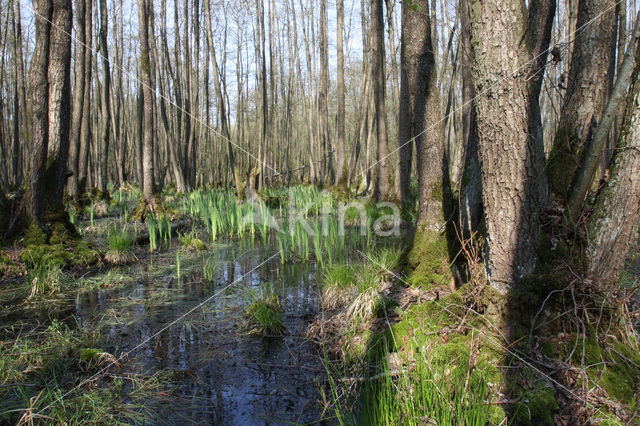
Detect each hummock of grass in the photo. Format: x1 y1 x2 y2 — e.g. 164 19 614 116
244 295 284 335
179 231 206 251
105 226 136 265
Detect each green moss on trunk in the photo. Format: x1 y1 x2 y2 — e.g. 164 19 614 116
406 228 452 289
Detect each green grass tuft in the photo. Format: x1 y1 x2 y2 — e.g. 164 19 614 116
244 289 284 335
107 226 134 252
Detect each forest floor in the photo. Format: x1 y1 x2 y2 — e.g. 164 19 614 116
0 184 638 424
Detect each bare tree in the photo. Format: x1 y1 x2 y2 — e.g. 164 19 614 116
28 0 73 229
137 0 156 210
370 0 393 201
97 0 111 195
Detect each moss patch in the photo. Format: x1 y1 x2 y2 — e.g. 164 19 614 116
406 228 452 289
20 223 98 268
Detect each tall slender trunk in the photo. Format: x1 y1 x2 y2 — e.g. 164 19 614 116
371 0 393 200
68 0 86 198
204 0 240 196
97 0 111 194
137 0 156 207
77 0 92 193
335 0 347 187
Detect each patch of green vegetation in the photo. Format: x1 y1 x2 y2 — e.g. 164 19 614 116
406 228 452 289
322 263 356 290
202 254 220 282
0 250 25 277
21 223 98 268
510 373 558 425
105 226 136 265
107 226 134 252
25 258 63 299
179 231 206 251
244 286 284 335
328 338 495 425
0 319 155 425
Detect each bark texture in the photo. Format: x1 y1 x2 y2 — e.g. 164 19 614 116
137 0 156 207
467 0 540 289
547 0 617 201
587 57 640 286
371 0 393 201
29 0 53 226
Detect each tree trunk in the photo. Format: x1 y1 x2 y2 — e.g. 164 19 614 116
28 0 52 227
467 0 540 290
204 0 240 196
67 0 86 198
371 0 393 201
47 0 73 210
547 0 617 203
97 0 111 195
396 0 432 209
335 0 347 187
568 15 640 220
77 0 92 194
458 0 482 234
137 0 156 208
588 55 640 286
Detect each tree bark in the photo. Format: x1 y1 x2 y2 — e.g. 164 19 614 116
47 0 73 210
588 54 640 286
335 0 347 187
467 0 541 290
97 0 111 195
77 0 92 193
371 0 393 201
67 0 86 198
458 0 482 234
547 0 617 202
137 0 156 207
569 14 640 220
28 0 52 227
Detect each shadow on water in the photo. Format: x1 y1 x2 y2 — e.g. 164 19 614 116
75 242 326 424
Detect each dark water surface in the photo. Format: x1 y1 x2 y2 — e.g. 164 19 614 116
75 242 326 425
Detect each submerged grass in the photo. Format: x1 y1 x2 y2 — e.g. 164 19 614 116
0 319 169 424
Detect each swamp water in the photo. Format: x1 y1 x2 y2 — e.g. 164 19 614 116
74 240 327 424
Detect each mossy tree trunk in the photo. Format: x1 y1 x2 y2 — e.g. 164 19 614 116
404 0 451 289
547 0 617 203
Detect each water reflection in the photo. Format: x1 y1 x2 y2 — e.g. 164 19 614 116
75 245 324 424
